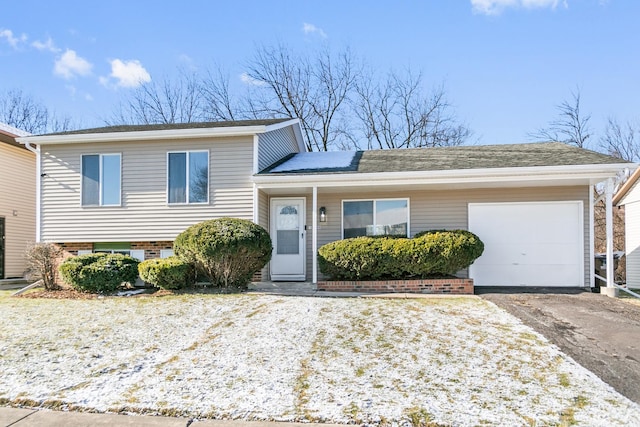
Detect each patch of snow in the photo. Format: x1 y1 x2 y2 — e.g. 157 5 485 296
0 295 639 426
270 151 357 172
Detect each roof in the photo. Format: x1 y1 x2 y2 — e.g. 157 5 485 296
0 122 31 150
260 142 629 175
42 118 291 136
613 167 640 205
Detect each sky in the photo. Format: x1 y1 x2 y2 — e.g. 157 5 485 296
1 0 639 146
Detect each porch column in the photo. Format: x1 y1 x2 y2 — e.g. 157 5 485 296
312 186 318 284
589 184 595 288
604 177 617 296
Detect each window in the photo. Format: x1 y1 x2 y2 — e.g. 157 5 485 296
92 242 145 261
343 199 409 238
82 154 121 206
168 151 209 204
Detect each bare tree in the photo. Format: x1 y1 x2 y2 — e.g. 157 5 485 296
353 70 470 149
244 44 358 151
108 70 203 125
0 89 73 134
599 117 640 162
530 89 592 148
199 66 241 121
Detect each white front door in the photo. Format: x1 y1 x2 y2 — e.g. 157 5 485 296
270 197 306 281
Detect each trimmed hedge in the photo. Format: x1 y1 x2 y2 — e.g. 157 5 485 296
318 230 484 280
174 217 272 288
59 253 140 293
138 256 194 290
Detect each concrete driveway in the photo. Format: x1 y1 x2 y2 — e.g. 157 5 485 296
478 287 640 404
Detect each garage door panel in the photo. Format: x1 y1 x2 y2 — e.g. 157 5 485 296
469 202 583 287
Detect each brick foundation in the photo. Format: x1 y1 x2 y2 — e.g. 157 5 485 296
131 241 174 260
316 278 474 294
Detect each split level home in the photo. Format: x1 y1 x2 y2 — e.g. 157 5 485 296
613 168 640 289
0 122 35 279
17 118 634 289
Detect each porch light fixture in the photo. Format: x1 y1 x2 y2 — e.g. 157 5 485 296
319 206 327 222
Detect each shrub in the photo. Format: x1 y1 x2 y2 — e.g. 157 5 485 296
138 256 194 290
174 217 272 288
318 230 484 280
59 253 140 293
24 242 63 290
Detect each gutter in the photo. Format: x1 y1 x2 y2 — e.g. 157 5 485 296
22 141 41 242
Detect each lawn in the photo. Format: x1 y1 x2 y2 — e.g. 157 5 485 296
0 292 639 426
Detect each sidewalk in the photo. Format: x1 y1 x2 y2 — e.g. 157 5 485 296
0 407 344 427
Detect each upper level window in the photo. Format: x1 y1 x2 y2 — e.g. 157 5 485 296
168 151 209 204
343 199 409 238
81 154 121 206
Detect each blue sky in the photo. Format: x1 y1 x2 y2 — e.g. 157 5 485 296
1 0 638 146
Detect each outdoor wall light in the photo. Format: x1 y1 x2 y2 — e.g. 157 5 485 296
319 206 327 222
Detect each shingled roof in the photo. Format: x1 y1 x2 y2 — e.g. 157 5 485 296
260 142 628 174
42 118 291 136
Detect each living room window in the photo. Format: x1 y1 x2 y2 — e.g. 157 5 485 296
167 151 209 204
81 154 121 206
342 199 409 238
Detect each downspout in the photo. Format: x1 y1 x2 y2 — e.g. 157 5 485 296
23 142 41 243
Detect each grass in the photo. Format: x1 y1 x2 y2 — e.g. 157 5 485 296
0 294 636 426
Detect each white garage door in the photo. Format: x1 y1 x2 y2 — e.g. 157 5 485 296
468 202 584 287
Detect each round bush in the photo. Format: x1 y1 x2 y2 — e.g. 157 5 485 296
318 230 484 280
174 218 272 288
138 256 194 290
59 253 140 293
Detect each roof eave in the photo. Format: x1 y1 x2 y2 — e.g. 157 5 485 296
253 163 634 188
613 165 640 205
17 124 277 145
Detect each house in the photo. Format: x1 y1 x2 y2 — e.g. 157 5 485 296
0 122 35 279
613 167 640 289
17 119 633 290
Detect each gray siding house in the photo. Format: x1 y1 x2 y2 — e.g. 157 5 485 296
18 119 632 289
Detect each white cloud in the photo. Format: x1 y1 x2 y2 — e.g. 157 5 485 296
54 49 92 79
239 72 266 86
302 22 327 38
32 37 60 53
107 59 151 88
471 0 567 15
0 28 27 49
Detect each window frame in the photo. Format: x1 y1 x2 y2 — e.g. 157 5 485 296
166 150 210 205
341 198 410 239
80 153 122 207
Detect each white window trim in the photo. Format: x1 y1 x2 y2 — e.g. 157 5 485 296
166 150 210 205
341 198 410 239
80 153 122 207
82 248 145 261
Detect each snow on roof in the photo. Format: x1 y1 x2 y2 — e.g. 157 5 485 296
270 151 358 172
0 122 30 137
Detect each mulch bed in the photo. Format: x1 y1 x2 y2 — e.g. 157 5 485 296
14 285 247 300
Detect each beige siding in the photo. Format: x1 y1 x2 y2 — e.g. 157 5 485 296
41 136 254 242
306 186 591 284
0 143 36 278
625 200 640 288
257 126 300 172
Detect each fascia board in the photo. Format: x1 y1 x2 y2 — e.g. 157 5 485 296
253 163 634 187
17 125 270 145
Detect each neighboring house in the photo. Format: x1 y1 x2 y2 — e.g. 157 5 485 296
18 119 633 288
613 168 640 288
0 122 35 279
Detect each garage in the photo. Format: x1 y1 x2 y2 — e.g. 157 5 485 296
468 201 584 287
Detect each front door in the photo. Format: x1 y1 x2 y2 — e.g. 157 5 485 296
270 198 306 281
0 217 5 279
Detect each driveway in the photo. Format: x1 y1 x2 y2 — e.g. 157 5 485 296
478 287 640 404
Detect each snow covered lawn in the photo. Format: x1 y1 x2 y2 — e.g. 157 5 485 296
1 293 639 426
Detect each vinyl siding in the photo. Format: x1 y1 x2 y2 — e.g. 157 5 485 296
41 136 254 242
0 143 36 277
271 186 590 283
257 126 300 172
258 190 270 279
625 200 640 287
